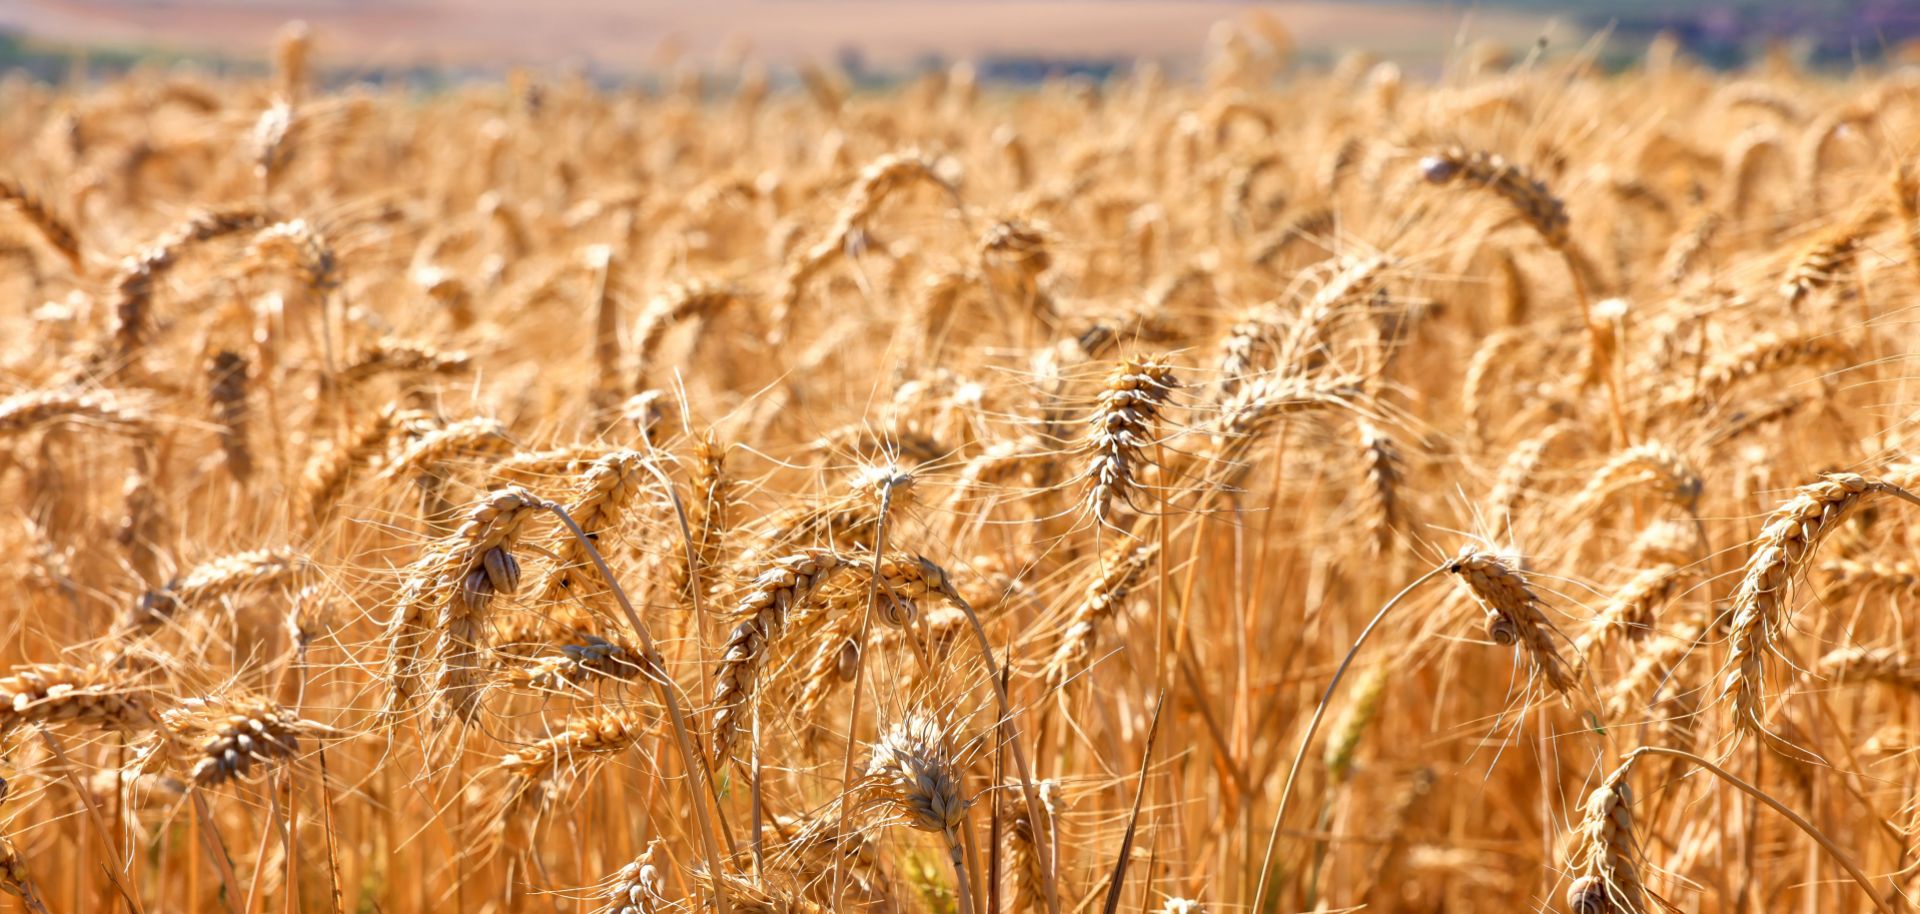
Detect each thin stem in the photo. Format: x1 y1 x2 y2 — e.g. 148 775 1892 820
40 732 150 914
1881 483 1920 511
1250 562 1449 914
989 664 1008 914
949 838 977 914
633 427 737 853
1100 687 1167 914
750 701 764 880
946 589 1064 914
14 878 51 914
1627 746 1894 914
189 792 242 914
242 776 279 913
536 500 732 914
831 482 897 908
959 820 986 914
1563 250 1630 448
313 744 344 914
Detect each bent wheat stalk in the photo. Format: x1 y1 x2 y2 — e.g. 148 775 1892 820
1419 147 1627 443
1251 562 1451 914
535 496 733 914
1623 746 1892 914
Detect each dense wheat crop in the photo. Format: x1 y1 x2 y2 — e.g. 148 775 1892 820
4 19 1920 914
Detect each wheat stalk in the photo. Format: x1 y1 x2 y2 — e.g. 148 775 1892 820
863 713 975 914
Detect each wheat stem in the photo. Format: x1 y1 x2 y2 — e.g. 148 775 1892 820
1625 746 1893 914
534 499 732 914
1250 562 1449 914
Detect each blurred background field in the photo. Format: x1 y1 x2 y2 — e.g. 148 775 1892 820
2 0 1919 86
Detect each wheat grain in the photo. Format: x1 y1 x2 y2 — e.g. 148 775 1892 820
1679 331 1852 408
1576 563 1689 664
1818 646 1920 690
107 208 268 364
1046 537 1160 688
0 389 153 437
710 550 847 762
161 696 323 787
205 349 252 482
0 664 146 735
1722 474 1920 745
1419 148 1568 249
127 547 312 632
337 338 472 387
534 451 652 611
1445 548 1574 694
1564 758 1649 914
0 178 81 273
1571 441 1703 516
1081 356 1179 524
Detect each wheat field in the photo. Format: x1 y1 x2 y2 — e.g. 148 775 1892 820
1 20 1919 914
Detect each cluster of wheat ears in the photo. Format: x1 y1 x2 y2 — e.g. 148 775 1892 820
5 18 1920 914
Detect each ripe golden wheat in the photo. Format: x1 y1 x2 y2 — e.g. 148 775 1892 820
2 20 1919 914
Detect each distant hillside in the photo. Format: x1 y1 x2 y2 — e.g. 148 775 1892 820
3 0 1916 82
0 0 1557 76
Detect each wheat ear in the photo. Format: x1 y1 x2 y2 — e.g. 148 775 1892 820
0 178 82 273
710 551 848 762
1721 474 1920 749
1082 356 1179 525
1445 548 1574 693
864 713 976 914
